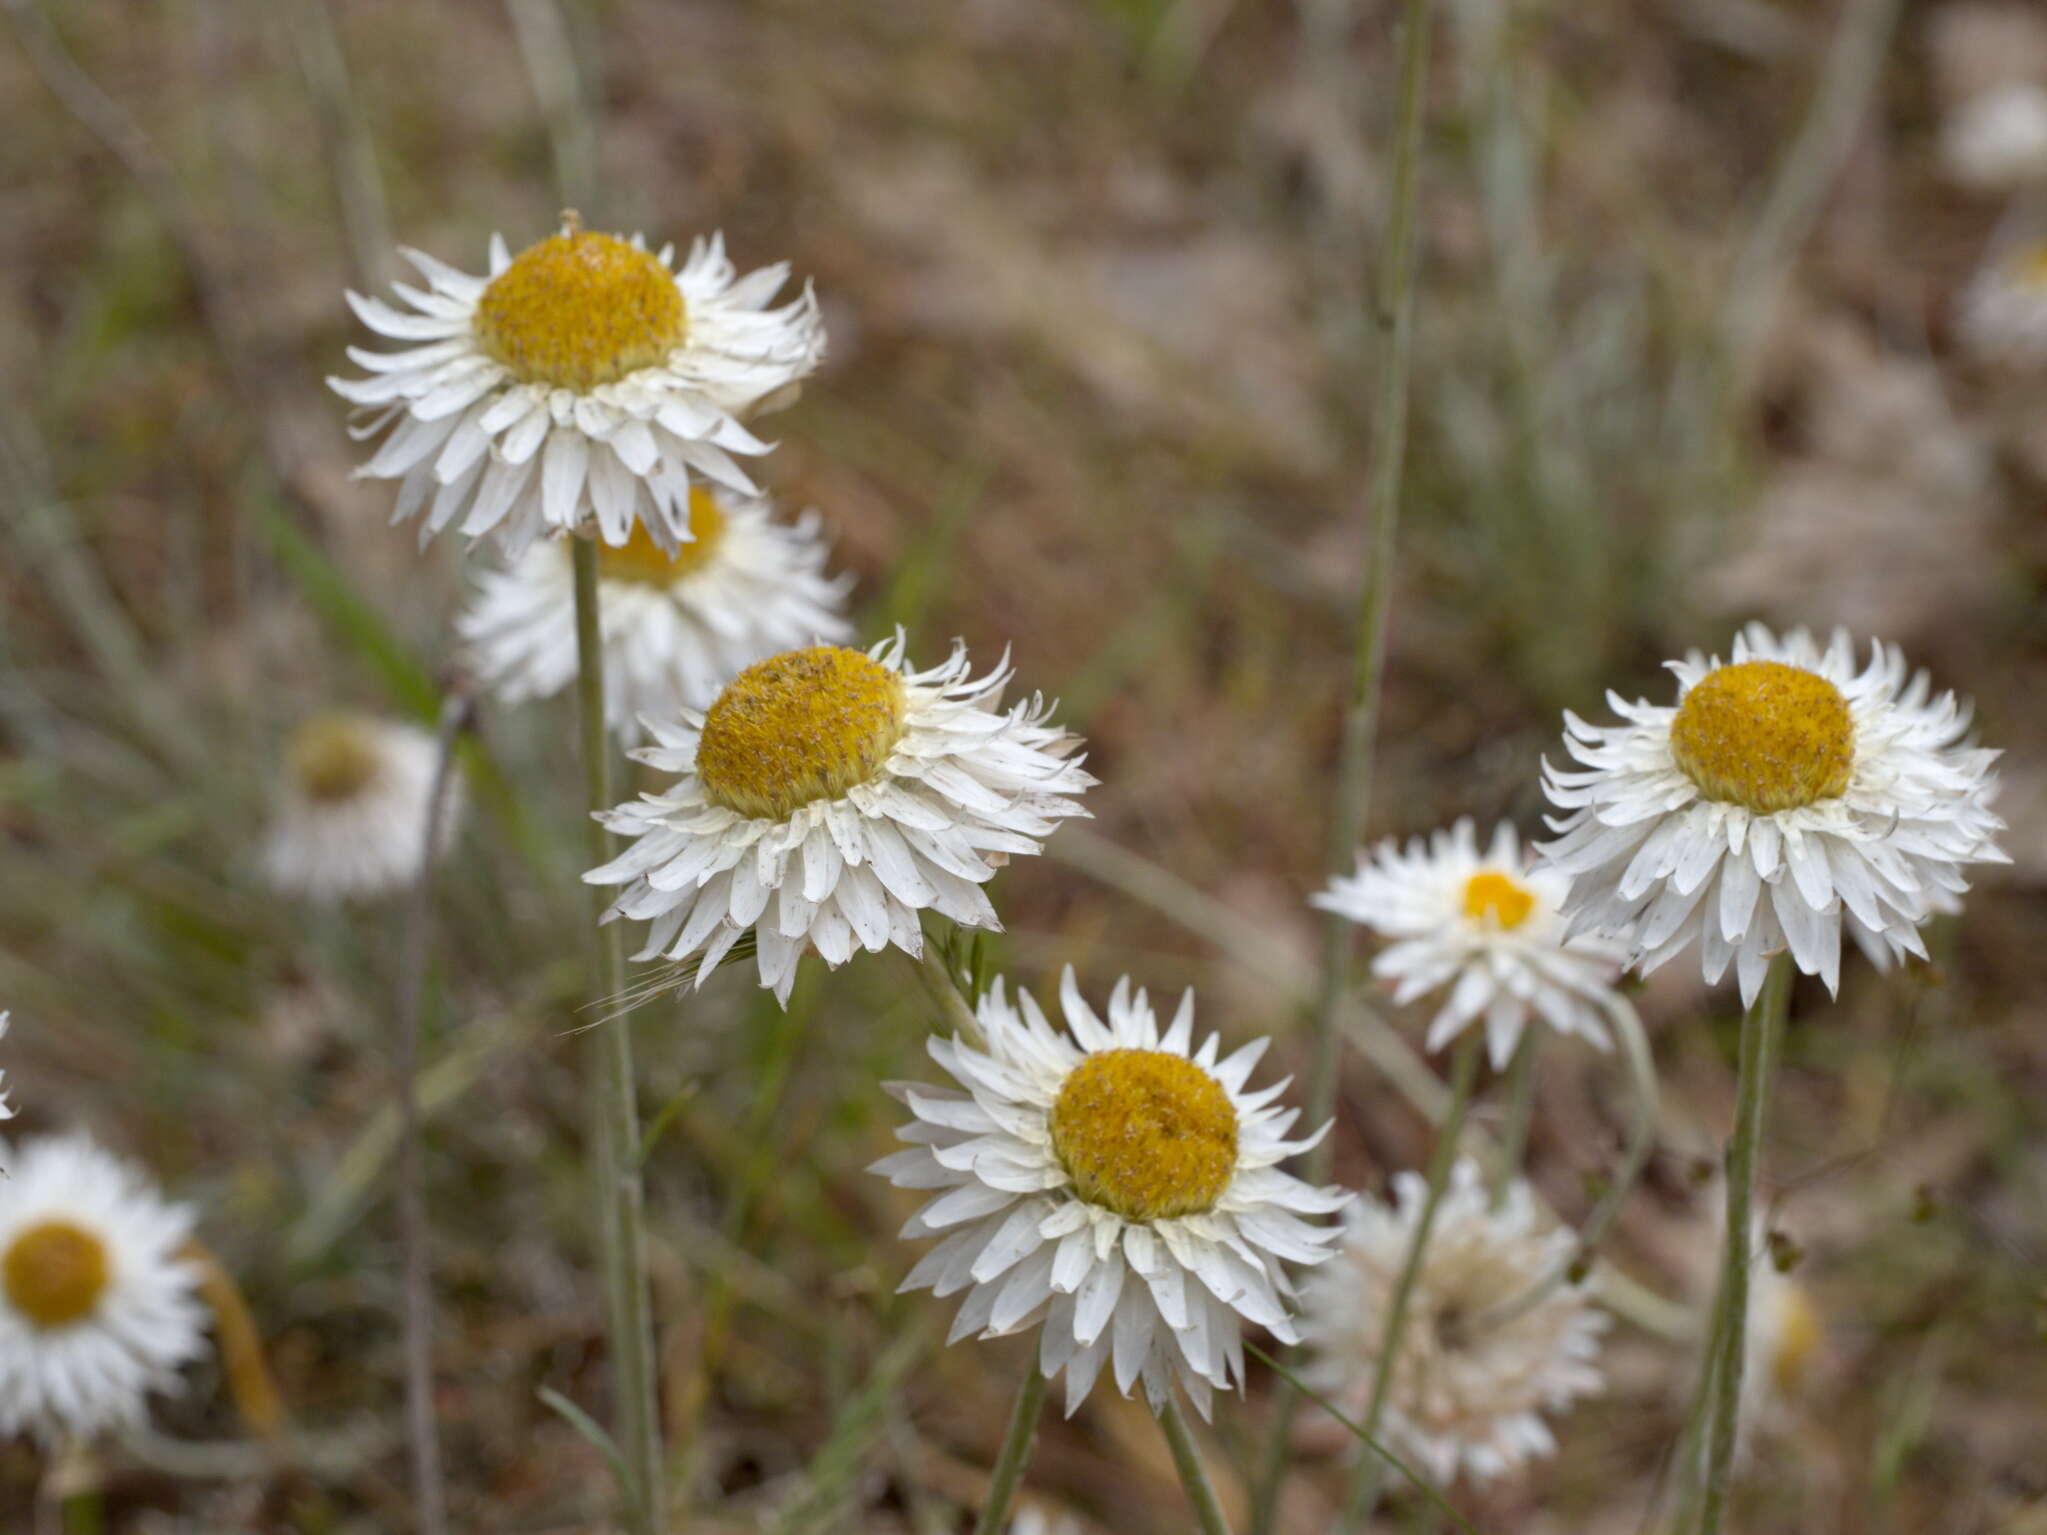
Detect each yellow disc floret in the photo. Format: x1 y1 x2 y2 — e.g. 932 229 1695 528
1049 1049 1238 1222
474 228 687 391
289 714 382 804
595 486 727 585
1669 660 1853 813
3 1219 111 1329
1462 870 1535 930
695 646 909 820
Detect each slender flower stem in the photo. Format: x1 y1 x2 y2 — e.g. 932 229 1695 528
392 691 471 1535
973 1365 1049 1535
1693 954 1792 1535
571 539 664 1535
1159 1394 1235 1535
1490 1029 1540 1206
1253 1 1436 1527
1343 1032 1482 1529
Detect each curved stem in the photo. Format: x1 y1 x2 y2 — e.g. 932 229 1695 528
572 540 664 1535
1343 1032 1483 1529
1693 954 1792 1535
1254 0 1436 1525
1159 1395 1234 1535
973 1366 1049 1535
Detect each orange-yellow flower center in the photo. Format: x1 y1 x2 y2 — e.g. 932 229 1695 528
1669 660 1853 814
473 229 686 391
3 1219 111 1329
695 647 908 820
1049 1049 1238 1221
1461 870 1535 930
594 487 727 585
2019 243 2047 290
1769 1282 1823 1395
289 714 382 804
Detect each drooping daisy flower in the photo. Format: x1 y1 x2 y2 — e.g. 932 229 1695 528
1942 82 2047 190
872 970 1348 1420
1958 236 2047 363
1312 819 1627 1068
1540 624 2006 1006
586 637 1093 1005
262 712 462 902
331 219 825 555
0 1134 209 1442
1299 1159 1607 1486
457 485 854 744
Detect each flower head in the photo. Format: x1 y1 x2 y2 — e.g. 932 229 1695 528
1942 82 2047 190
586 636 1092 1005
1313 820 1627 1068
458 486 854 744
1299 1160 1607 1486
263 713 461 902
330 222 824 555
0 1134 209 1441
872 970 1348 1418
1958 235 2047 363
1540 625 2006 1005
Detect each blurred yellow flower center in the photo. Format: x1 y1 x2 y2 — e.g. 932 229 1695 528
1461 870 1535 930
2019 243 2047 290
695 647 908 820
474 229 686 391
1050 1049 1238 1222
3 1219 111 1329
594 487 727 584
1770 1283 1823 1394
1669 661 1853 813
290 714 382 804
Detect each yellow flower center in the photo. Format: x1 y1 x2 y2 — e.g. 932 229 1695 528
1049 1048 1238 1222
594 486 727 585
1770 1283 1823 1394
1669 660 1854 813
695 647 909 820
1461 870 1535 930
289 714 382 804
473 228 687 391
3 1219 111 1329
2018 243 2047 290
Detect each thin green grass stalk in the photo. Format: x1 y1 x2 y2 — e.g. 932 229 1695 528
1490 1029 1540 1205
1252 1 1436 1526
1667 1254 1736 1535
572 541 665 1535
1343 1032 1482 1530
1159 1395 1234 1535
1693 954 1792 1535
973 1366 1049 1535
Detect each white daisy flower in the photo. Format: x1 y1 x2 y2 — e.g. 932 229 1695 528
1299 1159 1607 1487
0 1134 209 1442
585 637 1093 1006
872 970 1348 1419
1958 235 2047 363
262 713 462 903
1312 819 1628 1068
1942 82 2047 190
330 219 825 556
456 485 854 744
1540 624 2006 1007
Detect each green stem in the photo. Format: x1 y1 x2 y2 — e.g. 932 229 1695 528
1344 1033 1482 1530
572 540 664 1535
1253 1 1436 1527
972 1366 1049 1535
1159 1394 1235 1535
1490 1028 1540 1205
1693 954 1792 1535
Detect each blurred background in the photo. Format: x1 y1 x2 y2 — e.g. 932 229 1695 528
1 0 2044 1530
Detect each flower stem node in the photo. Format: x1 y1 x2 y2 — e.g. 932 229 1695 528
3 1220 110 1330
1669 660 1853 813
695 646 909 820
474 230 687 391
1050 1049 1238 1221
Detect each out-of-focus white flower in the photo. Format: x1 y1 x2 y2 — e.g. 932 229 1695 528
1299 1160 1607 1486
874 970 1348 1419
587 637 1092 1005
1541 625 2006 1005
1313 819 1627 1068
0 1134 209 1442
262 713 460 902
1958 236 2047 363
458 486 853 744
0 1013 13 1124
1942 82 2047 190
331 221 824 556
